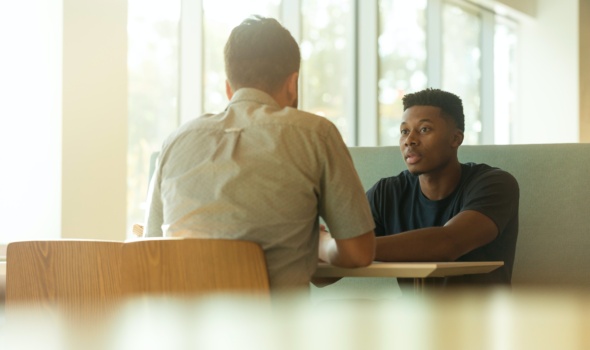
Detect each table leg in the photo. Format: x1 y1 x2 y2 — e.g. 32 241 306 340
413 278 425 294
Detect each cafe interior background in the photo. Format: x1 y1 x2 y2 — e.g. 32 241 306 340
1 1 589 347
0 0 588 245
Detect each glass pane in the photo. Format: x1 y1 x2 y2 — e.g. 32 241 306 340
494 19 518 144
442 3 482 145
378 0 427 146
202 0 281 114
300 0 354 143
127 0 181 234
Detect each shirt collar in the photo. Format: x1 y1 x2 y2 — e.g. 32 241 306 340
228 88 280 108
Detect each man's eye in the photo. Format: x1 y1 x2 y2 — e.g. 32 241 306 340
400 129 409 135
420 127 430 133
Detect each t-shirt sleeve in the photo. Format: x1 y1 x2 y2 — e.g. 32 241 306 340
318 125 375 240
462 169 519 236
366 180 388 237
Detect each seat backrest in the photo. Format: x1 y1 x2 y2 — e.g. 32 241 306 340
120 238 270 298
6 240 123 317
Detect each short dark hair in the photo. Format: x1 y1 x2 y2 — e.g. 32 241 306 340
402 88 465 131
224 16 301 94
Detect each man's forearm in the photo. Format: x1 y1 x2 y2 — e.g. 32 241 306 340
375 227 457 262
319 230 375 267
375 210 499 262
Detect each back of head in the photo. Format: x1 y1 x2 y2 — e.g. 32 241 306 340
224 16 301 94
402 88 465 131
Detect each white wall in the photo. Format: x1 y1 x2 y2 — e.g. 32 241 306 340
0 1 63 242
513 0 580 143
62 0 127 240
0 0 127 244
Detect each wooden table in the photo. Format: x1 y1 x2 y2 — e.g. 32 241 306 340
0 260 503 297
313 261 504 292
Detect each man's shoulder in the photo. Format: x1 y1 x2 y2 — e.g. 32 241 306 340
463 162 515 178
159 114 214 147
370 170 416 192
462 162 519 189
271 106 338 131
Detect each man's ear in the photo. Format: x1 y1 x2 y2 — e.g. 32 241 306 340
225 80 234 100
286 72 299 107
452 130 464 148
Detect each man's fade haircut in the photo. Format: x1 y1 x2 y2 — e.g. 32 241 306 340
224 16 301 94
402 88 465 132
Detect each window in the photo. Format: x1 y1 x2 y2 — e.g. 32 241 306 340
127 0 282 233
202 0 281 114
378 0 427 146
127 0 181 230
494 19 518 144
300 0 355 143
127 0 520 233
441 2 482 145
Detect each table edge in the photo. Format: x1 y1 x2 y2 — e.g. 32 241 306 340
313 261 504 278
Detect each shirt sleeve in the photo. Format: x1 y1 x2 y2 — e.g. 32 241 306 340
366 180 387 237
143 158 164 237
317 125 375 240
462 169 520 236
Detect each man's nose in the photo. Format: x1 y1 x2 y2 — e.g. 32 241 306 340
404 130 418 146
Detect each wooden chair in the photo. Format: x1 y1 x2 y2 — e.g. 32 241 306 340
5 240 123 319
120 238 270 298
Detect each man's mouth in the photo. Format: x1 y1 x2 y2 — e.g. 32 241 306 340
405 151 421 165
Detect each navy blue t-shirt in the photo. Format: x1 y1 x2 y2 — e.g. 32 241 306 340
366 163 519 286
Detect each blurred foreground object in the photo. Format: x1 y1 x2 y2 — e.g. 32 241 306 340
2 288 590 350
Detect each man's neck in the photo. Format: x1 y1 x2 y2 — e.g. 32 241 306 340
418 161 462 200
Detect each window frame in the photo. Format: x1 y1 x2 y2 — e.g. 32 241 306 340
177 0 516 146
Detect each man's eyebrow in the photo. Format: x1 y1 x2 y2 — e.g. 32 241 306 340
400 118 433 125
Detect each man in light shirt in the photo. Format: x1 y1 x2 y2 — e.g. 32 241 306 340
144 16 375 292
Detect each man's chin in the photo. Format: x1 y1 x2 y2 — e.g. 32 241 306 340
406 166 423 176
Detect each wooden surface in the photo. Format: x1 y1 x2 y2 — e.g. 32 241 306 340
5 240 123 317
120 238 270 297
313 261 503 278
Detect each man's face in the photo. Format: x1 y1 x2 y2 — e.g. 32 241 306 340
399 105 463 176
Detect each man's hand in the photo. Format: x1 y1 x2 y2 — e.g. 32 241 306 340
318 224 331 262
132 224 144 237
313 224 342 287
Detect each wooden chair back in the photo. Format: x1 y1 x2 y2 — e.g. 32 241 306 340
5 240 123 318
120 238 270 298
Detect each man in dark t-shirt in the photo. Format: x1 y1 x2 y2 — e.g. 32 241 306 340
364 88 519 287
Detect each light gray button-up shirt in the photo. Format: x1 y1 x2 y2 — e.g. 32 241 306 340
145 88 374 290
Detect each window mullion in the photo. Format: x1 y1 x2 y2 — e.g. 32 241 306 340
481 10 495 144
179 0 203 123
426 0 442 88
357 0 378 146
281 0 301 43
